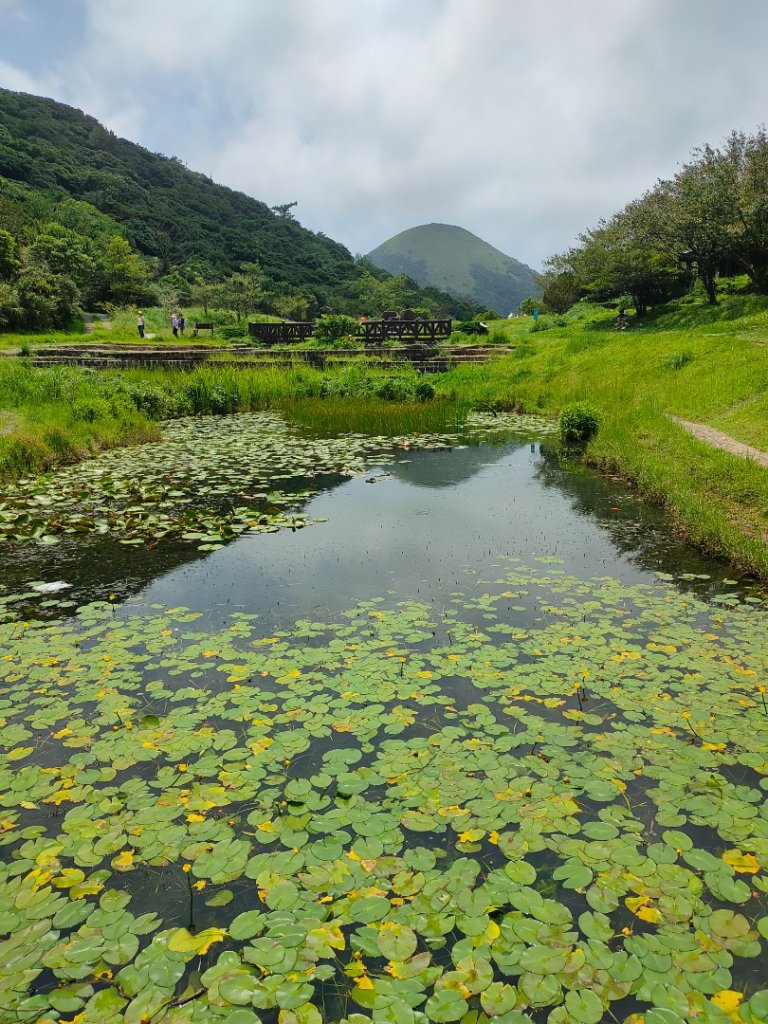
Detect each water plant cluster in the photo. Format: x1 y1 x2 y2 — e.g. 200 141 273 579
0 412 458 550
0 561 766 1023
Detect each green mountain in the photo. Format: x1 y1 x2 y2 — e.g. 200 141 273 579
367 223 541 314
0 87 355 287
0 89 484 327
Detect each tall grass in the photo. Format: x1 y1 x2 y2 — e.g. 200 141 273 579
280 396 466 436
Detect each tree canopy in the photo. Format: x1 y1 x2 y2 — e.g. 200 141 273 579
546 127 768 313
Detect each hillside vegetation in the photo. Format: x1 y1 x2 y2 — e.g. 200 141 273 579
540 128 768 315
367 223 540 315
0 89 483 331
437 291 768 575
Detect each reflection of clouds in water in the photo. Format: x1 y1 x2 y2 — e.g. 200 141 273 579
386 440 526 489
532 442 738 595
136 439 684 630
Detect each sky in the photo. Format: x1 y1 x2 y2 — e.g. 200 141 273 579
1 0 767 271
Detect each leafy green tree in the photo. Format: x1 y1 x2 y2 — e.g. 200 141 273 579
653 158 731 304
538 270 581 313
218 263 267 321
15 261 79 328
0 280 22 326
28 223 97 298
551 197 686 315
102 235 149 303
0 228 20 279
718 129 768 292
272 291 311 320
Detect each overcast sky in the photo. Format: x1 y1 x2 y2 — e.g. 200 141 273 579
1 0 767 270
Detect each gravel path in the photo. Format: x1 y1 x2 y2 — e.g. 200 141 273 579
667 414 768 468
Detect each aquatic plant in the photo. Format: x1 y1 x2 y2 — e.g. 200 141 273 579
0 561 766 1022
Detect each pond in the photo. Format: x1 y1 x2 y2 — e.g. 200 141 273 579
0 411 766 1024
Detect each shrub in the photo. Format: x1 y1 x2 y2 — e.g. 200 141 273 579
663 350 694 370
454 321 489 336
70 397 112 422
313 314 359 345
559 402 600 443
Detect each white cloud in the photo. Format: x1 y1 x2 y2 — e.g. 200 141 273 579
2 0 768 267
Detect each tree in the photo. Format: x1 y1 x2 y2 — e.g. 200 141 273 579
28 223 97 299
550 196 687 315
271 201 298 220
218 262 267 321
102 236 150 303
0 228 19 279
719 128 768 292
14 260 79 329
537 270 581 313
0 280 22 327
655 156 732 304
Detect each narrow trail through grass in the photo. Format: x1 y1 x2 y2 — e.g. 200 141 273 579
667 415 768 468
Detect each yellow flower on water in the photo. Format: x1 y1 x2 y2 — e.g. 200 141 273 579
182 863 192 873
113 849 134 870
712 990 743 1022
186 813 205 823
722 849 760 873
635 905 661 924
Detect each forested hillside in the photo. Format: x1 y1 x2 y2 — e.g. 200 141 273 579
368 223 540 315
0 89 482 330
541 128 768 315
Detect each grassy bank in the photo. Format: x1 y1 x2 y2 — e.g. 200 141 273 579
436 295 768 575
0 361 444 479
3 293 768 575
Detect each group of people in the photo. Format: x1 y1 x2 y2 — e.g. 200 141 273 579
136 311 186 339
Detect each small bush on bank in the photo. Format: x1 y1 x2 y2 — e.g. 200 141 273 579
313 315 359 345
559 402 600 443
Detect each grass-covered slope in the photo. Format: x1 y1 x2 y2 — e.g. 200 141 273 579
367 223 541 315
0 88 354 286
436 293 768 575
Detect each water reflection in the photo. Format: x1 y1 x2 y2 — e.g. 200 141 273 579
2 423 759 629
129 436 755 630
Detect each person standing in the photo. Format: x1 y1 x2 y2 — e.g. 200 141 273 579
137 310 145 339
171 313 179 338
178 312 186 336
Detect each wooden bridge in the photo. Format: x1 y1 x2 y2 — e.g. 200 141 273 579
248 321 315 344
359 318 451 342
248 318 452 345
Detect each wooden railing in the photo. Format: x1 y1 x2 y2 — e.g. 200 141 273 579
360 319 452 342
248 319 452 345
248 321 316 344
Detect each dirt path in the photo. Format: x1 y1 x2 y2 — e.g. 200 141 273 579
83 313 112 333
667 414 768 468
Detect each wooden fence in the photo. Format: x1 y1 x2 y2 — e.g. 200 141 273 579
248 319 452 345
360 319 452 342
248 321 316 344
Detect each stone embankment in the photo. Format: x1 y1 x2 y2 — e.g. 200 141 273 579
18 343 514 373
